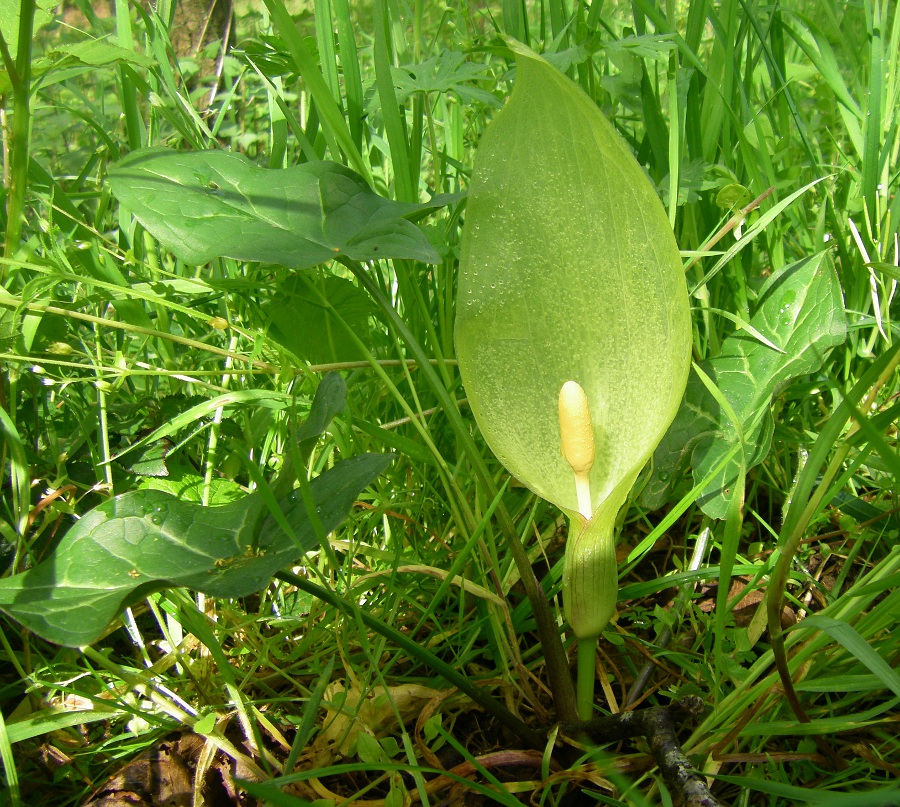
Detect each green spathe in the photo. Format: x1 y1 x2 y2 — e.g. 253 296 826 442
456 41 691 522
456 42 691 646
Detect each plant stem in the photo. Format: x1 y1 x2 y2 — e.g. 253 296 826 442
576 636 596 721
1 0 36 268
0 296 278 370
93 333 114 491
574 475 592 519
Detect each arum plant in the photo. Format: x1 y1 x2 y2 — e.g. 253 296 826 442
456 41 691 720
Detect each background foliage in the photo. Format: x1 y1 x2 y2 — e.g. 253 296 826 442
1 0 898 805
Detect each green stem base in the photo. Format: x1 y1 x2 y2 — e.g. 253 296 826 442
576 636 597 721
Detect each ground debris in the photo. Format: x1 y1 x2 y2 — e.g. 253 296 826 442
81 733 257 807
562 696 722 807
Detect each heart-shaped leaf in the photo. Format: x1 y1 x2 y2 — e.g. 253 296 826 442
108 148 446 267
455 41 691 640
642 251 848 517
264 275 375 364
0 454 392 647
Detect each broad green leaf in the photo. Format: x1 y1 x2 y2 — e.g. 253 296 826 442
265 275 374 364
0 0 55 60
139 471 246 505
642 252 848 518
0 454 391 647
108 149 445 268
52 40 157 69
0 37 157 97
127 440 174 478
455 42 691 639
716 183 753 211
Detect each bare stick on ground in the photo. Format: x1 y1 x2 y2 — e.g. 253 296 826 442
563 696 722 807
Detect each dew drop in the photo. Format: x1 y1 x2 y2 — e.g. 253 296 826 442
123 528 145 546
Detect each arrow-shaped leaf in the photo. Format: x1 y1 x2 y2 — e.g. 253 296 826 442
108 148 445 267
642 252 847 518
0 454 392 647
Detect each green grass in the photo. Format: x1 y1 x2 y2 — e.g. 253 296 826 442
1 0 899 805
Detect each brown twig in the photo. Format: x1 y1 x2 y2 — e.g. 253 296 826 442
563 696 722 807
683 187 775 273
